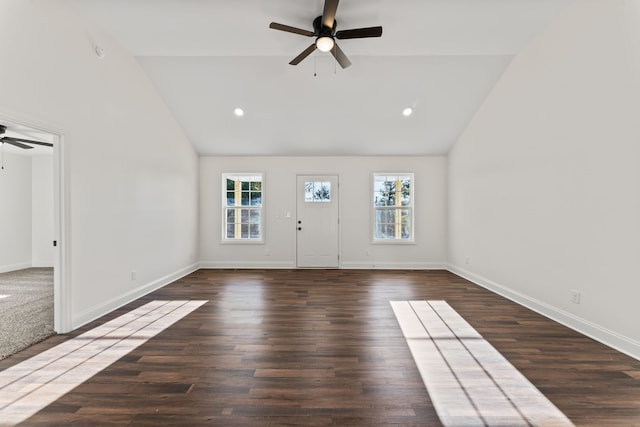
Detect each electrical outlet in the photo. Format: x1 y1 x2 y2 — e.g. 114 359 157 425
571 290 581 304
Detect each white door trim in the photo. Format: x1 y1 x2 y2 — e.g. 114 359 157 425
0 113 71 333
296 175 340 268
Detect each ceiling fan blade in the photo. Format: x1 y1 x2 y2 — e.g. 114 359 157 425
322 0 339 29
3 136 53 147
269 22 314 37
336 26 383 39
2 139 34 150
331 43 351 69
289 43 318 65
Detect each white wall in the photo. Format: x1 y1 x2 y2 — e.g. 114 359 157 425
0 0 199 330
200 156 447 269
0 153 54 271
448 0 640 359
0 153 32 273
32 155 54 267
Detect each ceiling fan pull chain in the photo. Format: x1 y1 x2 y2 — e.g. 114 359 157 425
314 55 317 77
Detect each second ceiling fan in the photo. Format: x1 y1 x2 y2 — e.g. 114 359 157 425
0 125 53 150
269 0 383 69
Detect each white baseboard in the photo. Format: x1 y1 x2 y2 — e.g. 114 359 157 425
448 264 640 362
72 263 199 329
198 261 447 270
0 262 32 274
341 261 446 270
199 261 296 269
31 261 54 268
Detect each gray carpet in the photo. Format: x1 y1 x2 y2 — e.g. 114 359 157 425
0 268 54 360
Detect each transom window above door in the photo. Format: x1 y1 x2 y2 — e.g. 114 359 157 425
222 174 264 242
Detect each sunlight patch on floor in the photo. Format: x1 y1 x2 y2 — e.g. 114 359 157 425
391 300 574 427
0 299 207 426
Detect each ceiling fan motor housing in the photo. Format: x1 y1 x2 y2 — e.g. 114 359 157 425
313 15 336 38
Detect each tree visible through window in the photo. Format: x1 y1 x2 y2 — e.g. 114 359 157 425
223 174 263 241
305 181 331 202
373 174 413 241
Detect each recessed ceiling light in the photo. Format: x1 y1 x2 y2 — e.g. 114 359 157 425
234 108 244 117
402 107 413 117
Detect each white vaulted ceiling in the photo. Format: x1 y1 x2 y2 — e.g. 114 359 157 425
70 0 573 156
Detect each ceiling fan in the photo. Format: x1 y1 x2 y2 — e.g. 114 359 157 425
269 0 383 68
0 125 53 150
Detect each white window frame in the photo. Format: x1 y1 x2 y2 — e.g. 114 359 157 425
371 173 415 244
221 173 265 244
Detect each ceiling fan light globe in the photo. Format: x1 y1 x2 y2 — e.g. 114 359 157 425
316 36 335 52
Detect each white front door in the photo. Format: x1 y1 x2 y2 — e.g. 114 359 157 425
296 175 339 268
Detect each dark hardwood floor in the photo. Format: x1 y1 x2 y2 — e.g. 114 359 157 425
1 269 639 426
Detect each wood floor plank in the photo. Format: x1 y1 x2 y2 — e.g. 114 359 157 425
0 269 638 426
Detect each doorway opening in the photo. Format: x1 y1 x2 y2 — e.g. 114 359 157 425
0 117 66 358
296 175 339 268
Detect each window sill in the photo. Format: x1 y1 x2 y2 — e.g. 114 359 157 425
371 239 416 245
220 239 265 245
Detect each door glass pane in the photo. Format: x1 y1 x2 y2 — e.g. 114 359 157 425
305 181 331 202
305 182 313 202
